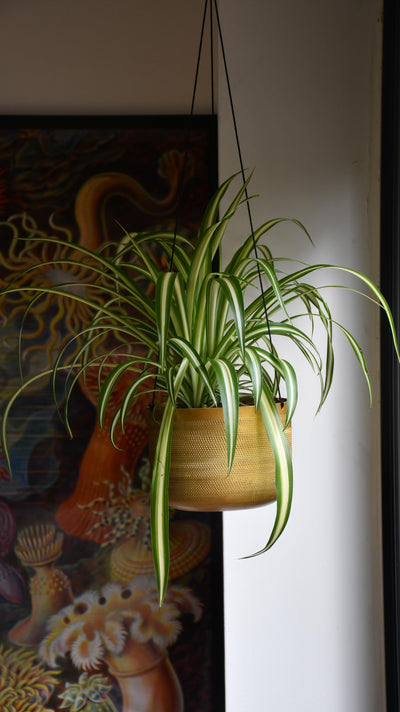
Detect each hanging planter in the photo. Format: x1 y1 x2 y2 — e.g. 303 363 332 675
148 402 290 511
1 173 399 606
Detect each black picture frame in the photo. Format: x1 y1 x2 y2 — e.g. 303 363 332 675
0 114 225 712
381 2 400 709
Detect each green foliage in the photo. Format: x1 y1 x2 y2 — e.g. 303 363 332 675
1 173 398 604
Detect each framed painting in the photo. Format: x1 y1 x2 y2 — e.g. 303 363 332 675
0 115 225 711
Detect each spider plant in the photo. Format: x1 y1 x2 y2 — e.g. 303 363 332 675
1 172 398 604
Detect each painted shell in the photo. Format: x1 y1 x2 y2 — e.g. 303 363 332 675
110 520 211 583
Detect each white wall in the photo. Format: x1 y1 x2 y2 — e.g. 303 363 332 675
219 1 385 711
0 1 386 710
0 0 213 114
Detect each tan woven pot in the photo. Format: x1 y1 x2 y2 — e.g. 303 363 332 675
147 404 291 512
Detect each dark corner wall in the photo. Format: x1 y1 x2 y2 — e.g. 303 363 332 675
381 0 400 709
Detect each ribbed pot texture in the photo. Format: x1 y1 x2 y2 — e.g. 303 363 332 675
148 404 291 512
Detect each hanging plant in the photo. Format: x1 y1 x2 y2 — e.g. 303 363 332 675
1 173 398 604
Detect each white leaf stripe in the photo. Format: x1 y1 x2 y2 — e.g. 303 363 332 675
278 263 400 360
206 278 221 356
172 273 190 341
206 277 230 356
98 361 140 428
5 279 155 327
210 358 239 472
110 407 125 449
335 322 372 405
186 223 218 322
115 227 160 284
169 337 217 405
246 321 321 361
187 174 250 324
58 349 118 437
199 172 242 231
2 235 150 300
253 347 298 425
217 276 246 356
150 359 189 603
225 217 311 277
119 372 158 427
150 399 174 603
244 348 263 410
252 385 293 555
256 258 292 323
155 272 177 370
191 274 213 353
1 368 68 474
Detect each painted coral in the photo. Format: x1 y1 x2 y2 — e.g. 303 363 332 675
78 466 153 548
0 213 105 361
39 577 200 712
10 523 73 647
0 643 59 712
58 672 117 712
39 576 201 671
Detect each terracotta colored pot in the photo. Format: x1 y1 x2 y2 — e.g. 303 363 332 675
148 403 291 512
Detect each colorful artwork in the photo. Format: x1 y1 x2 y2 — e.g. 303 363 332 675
0 116 224 711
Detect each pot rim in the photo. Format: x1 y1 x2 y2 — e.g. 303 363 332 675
147 400 288 425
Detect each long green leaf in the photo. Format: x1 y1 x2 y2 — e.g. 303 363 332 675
255 258 292 324
253 347 298 424
0 237 156 315
119 371 158 428
170 273 190 342
115 228 160 285
277 263 400 361
155 272 177 370
150 398 174 604
209 358 239 472
334 322 372 405
98 360 143 428
1 368 66 475
186 175 251 324
244 384 293 557
244 347 263 410
225 217 312 277
169 337 217 406
216 275 246 357
205 276 227 357
198 172 242 232
151 358 189 604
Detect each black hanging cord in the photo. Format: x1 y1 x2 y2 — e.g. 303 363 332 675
190 0 212 115
152 0 214 408
169 0 213 271
212 0 283 404
210 0 215 115
161 0 283 406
